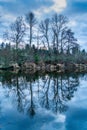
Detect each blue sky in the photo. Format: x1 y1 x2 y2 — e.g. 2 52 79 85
0 0 87 50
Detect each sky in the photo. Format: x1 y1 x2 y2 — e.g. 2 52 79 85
0 0 87 50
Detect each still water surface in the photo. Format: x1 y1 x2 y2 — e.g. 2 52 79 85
0 72 87 130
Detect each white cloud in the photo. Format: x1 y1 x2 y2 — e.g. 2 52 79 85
0 5 16 38
0 5 16 24
34 0 67 18
51 0 67 12
2 14 16 23
68 20 77 27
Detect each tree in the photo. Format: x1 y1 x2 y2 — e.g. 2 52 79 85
39 18 50 50
0 43 12 66
65 29 78 54
51 14 68 53
26 12 36 47
8 16 26 63
72 44 80 55
10 16 26 50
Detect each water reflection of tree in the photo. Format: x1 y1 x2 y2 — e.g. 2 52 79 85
0 72 80 115
27 81 35 117
40 74 79 113
15 76 36 116
16 76 24 112
41 77 51 110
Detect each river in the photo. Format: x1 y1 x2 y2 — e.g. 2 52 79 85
0 72 87 130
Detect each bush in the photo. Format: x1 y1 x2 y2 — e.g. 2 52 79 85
34 54 40 64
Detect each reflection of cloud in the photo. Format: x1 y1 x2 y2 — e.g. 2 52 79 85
55 114 66 123
66 107 87 130
65 76 87 130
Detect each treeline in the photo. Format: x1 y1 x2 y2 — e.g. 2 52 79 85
0 12 87 66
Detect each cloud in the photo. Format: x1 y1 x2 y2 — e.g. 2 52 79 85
0 0 16 2
0 5 16 34
0 0 87 50
68 20 77 27
34 0 67 18
67 13 87 50
0 5 16 22
52 0 67 12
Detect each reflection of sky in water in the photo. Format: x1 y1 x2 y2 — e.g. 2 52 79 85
0 85 66 130
0 74 87 130
66 75 87 130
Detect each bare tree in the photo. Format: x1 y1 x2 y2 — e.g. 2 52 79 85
3 16 27 63
51 14 68 53
10 16 26 50
39 18 50 50
60 29 66 54
26 12 36 47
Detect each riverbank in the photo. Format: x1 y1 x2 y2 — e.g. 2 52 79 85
0 62 87 73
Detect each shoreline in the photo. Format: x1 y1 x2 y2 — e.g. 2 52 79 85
0 62 87 73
